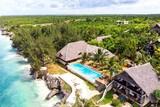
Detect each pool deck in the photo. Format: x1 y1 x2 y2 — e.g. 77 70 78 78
59 73 100 105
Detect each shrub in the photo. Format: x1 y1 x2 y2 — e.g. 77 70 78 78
111 99 121 107
132 102 139 107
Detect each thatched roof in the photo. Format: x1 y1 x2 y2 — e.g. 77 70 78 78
56 41 114 62
155 23 160 28
56 41 87 62
125 63 160 96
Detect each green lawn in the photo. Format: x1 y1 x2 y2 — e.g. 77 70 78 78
85 81 96 90
47 64 66 74
61 79 72 94
92 90 113 105
101 91 114 104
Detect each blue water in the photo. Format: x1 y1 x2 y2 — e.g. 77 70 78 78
68 63 102 83
0 32 53 107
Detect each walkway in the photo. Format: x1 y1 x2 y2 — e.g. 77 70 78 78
100 104 113 107
59 73 100 105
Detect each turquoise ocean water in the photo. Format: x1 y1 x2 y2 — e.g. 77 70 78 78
0 31 57 107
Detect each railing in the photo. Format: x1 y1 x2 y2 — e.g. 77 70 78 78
113 81 145 104
114 80 144 95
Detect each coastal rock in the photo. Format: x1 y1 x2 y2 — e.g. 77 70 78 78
46 76 61 90
53 102 61 107
46 89 60 100
40 67 48 80
60 92 68 103
45 76 65 100
33 71 39 79
30 67 48 79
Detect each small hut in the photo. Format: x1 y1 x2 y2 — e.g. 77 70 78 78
152 23 160 35
116 20 129 25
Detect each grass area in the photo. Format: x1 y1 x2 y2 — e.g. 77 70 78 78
102 91 113 104
47 64 66 74
85 81 96 90
92 90 113 105
61 80 72 94
47 64 71 94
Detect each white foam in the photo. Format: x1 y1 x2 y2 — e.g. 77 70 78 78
2 53 19 61
1 32 61 107
34 79 61 107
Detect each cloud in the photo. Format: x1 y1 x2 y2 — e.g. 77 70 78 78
0 0 160 15
114 0 138 4
78 0 138 8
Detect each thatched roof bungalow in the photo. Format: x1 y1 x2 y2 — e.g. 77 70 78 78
113 63 160 106
116 20 129 25
56 41 114 65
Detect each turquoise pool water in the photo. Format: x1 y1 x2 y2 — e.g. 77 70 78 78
68 63 102 83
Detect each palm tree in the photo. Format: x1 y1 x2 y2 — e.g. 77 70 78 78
92 49 106 65
104 57 121 79
81 52 90 63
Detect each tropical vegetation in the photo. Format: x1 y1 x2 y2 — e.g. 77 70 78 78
153 90 160 106
0 15 160 77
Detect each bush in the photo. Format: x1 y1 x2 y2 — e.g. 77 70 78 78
154 90 160 101
111 99 122 107
133 102 139 107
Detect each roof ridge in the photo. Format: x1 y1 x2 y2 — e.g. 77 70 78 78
86 44 90 53
65 43 70 61
65 41 87 61
126 63 151 71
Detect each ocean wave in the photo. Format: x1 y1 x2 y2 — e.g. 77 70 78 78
0 33 60 107
34 80 61 107
1 53 19 61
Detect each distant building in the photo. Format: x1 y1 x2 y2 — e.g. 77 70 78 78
56 41 114 65
113 63 160 106
75 19 86 22
116 20 129 25
145 41 155 56
152 23 160 35
96 35 112 42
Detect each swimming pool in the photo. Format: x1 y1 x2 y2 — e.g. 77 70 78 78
67 63 102 83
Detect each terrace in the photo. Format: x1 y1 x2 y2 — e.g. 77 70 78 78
113 80 146 104
67 63 111 92
46 63 100 106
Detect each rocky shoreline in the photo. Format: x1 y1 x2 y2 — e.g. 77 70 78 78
1 27 15 39
0 28 70 107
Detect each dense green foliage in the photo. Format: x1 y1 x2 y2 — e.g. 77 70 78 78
0 15 160 77
10 23 82 77
154 90 160 101
92 91 113 105
111 99 122 107
153 90 160 106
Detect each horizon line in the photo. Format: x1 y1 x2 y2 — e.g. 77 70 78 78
1 13 160 17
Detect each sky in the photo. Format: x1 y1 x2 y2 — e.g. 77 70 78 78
0 0 160 15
